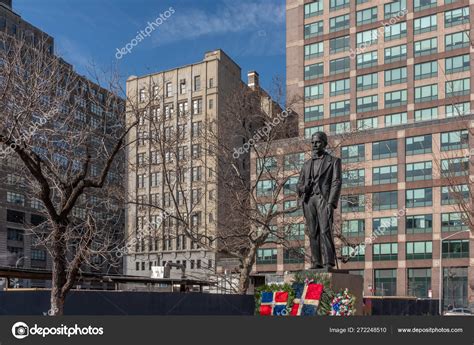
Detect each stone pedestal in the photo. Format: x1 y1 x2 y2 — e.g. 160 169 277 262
284 270 364 316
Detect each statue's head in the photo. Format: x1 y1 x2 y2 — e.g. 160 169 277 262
311 132 328 154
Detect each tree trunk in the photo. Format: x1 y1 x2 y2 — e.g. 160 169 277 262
237 246 257 294
49 223 67 316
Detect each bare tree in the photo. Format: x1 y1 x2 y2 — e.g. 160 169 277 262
0 32 143 315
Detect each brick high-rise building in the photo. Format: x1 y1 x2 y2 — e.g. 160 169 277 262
251 0 473 310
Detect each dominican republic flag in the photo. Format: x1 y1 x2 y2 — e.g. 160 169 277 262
259 291 289 316
290 283 323 316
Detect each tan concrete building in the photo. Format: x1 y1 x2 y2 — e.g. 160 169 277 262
251 0 474 310
125 50 289 283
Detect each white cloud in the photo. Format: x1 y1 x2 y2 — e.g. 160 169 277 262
152 0 285 47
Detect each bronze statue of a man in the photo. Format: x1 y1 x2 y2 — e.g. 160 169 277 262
297 132 342 269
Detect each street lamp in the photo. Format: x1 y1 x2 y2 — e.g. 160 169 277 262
438 230 470 316
11 256 28 288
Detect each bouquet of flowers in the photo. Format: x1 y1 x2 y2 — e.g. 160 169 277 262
329 288 356 316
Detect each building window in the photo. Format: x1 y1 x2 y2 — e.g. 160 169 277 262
406 241 432 260
385 112 407 127
304 104 324 122
373 165 398 185
283 247 305 264
384 89 407 108
330 78 350 96
341 144 365 163
414 107 437 122
441 185 469 205
372 139 397 160
304 83 324 100
442 212 469 232
165 82 172 97
329 14 349 32
256 180 275 197
257 156 277 173
329 121 350 134
445 54 469 74
357 72 378 91
304 126 324 139
178 101 188 116
31 249 47 261
7 210 25 223
374 269 397 296
406 161 432 181
179 79 187 94
305 42 323 60
446 78 470 98
406 214 432 234
356 117 378 131
192 99 202 115
414 84 437 103
446 102 470 118
330 100 350 117
304 21 324 39
7 192 25 206
284 200 303 217
191 121 202 138
305 0 323 18
357 50 377 69
341 194 365 213
305 62 324 80
406 135 432 155
441 157 469 177
330 57 350 75
284 153 305 171
342 169 365 188
356 94 378 112
341 245 365 262
384 0 406 18
406 188 432 208
442 240 469 258
7 228 24 241
284 177 299 195
441 130 468 151
407 268 432 298
342 220 365 237
414 37 437 57
139 88 146 102
414 15 437 34
445 31 470 51
191 167 202 182
414 61 437 80
373 191 398 210
414 0 436 11
373 217 398 236
257 248 277 264
384 67 407 86
194 76 201 91
285 223 305 241
444 7 469 28
330 0 349 11
357 7 377 25
384 44 407 63
329 36 350 54
373 243 398 261
385 22 406 41
357 29 378 47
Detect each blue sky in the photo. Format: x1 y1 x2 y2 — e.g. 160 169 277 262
15 0 286 98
